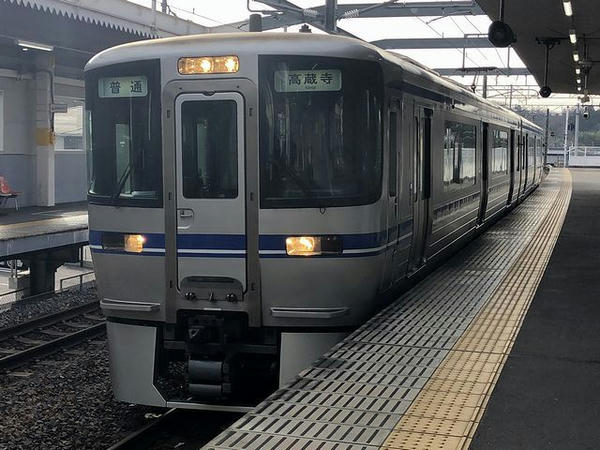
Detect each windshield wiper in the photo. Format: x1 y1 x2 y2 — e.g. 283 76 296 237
111 150 145 202
111 163 132 201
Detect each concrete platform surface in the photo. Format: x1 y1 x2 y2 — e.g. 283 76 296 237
0 202 88 259
204 170 572 450
471 168 600 450
0 202 88 240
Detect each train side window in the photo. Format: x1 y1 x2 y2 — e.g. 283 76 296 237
491 129 509 175
523 136 527 168
443 120 476 191
528 136 535 167
389 111 398 197
515 134 520 171
180 100 238 199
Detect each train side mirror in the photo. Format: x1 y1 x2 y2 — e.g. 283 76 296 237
488 21 516 47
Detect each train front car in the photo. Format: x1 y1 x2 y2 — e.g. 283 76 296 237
85 34 390 408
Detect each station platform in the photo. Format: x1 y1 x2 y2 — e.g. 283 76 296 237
0 202 88 260
206 168 578 450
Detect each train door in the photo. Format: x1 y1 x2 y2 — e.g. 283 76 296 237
408 106 432 272
531 136 537 185
507 129 515 204
384 98 402 288
517 130 524 198
522 133 528 194
478 122 489 224
174 92 247 299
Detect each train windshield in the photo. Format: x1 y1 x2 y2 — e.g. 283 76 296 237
85 60 162 207
259 56 383 208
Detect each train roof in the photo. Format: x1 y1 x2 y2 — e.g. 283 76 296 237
85 32 541 132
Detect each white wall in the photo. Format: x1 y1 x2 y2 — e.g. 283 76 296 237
55 150 87 203
0 75 88 208
54 94 87 204
0 90 4 152
0 75 35 206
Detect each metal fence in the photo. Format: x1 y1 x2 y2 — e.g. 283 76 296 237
0 271 96 306
568 146 600 167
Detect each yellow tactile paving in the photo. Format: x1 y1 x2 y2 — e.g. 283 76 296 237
385 431 466 450
394 416 473 437
401 401 479 423
382 169 573 450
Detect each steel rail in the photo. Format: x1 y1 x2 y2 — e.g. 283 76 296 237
0 301 100 341
107 409 180 450
0 301 105 371
0 323 106 371
108 407 243 450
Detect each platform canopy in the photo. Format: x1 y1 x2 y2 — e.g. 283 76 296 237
476 0 598 95
0 0 208 78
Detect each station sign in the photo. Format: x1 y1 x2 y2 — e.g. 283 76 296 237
274 69 342 93
98 76 148 98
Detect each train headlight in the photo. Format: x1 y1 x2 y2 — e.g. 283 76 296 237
178 56 239 74
286 236 320 256
124 234 146 253
285 236 343 257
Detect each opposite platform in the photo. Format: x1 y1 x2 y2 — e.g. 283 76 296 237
205 168 571 450
0 202 88 259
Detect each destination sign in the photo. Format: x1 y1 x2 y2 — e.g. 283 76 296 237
274 69 342 93
98 76 148 98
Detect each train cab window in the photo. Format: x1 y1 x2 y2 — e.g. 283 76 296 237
85 60 162 207
443 121 476 191
180 100 238 199
491 129 509 175
259 56 383 208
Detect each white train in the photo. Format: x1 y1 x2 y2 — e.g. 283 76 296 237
84 32 544 408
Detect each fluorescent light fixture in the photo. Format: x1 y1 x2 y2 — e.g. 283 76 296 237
563 1 573 16
576 68 581 75
16 39 53 52
569 29 577 44
573 52 579 62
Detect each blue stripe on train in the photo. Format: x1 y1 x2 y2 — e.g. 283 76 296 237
89 219 413 257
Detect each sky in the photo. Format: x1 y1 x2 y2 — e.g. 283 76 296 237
127 0 596 109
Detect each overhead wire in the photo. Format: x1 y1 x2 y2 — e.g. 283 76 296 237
159 0 242 30
448 15 489 63
407 11 483 70
156 0 533 102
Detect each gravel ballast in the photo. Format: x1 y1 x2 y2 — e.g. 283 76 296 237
0 288 241 449
0 289 157 449
0 339 156 450
0 287 98 329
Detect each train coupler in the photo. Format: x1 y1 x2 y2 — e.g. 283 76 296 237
187 359 232 399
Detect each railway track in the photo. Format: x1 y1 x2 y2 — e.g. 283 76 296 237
108 408 242 450
0 301 105 371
